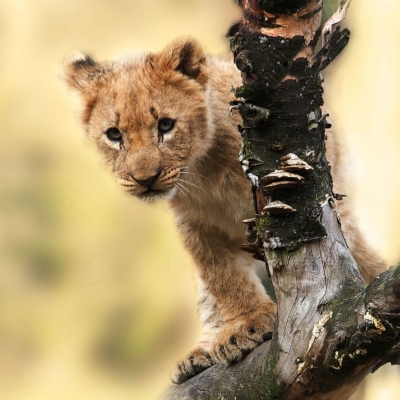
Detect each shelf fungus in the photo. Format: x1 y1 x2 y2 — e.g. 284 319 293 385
242 217 256 226
260 170 305 191
280 153 314 174
263 200 297 214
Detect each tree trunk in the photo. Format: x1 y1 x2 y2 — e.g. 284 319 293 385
163 1 400 398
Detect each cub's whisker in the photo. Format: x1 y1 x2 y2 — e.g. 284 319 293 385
175 181 192 203
177 180 201 202
179 170 213 185
179 177 210 198
117 178 136 186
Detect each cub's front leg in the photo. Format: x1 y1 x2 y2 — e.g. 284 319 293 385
171 229 276 384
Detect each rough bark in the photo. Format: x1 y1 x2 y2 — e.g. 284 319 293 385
163 1 400 398
163 208 400 399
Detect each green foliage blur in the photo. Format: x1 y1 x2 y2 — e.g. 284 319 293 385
0 1 399 399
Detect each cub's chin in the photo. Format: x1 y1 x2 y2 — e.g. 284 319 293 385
136 186 178 203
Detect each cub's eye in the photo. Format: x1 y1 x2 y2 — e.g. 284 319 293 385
105 127 122 142
158 118 175 134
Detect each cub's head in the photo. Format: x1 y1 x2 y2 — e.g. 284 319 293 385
64 38 210 201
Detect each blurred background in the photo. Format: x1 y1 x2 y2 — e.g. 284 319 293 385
0 0 399 399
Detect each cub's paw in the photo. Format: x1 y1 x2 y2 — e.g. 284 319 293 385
211 311 275 364
171 347 215 384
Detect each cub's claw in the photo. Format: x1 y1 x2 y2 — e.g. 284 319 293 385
171 347 215 385
171 309 275 384
211 311 274 364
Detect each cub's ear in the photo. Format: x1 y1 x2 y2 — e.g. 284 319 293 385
159 38 208 87
63 50 104 93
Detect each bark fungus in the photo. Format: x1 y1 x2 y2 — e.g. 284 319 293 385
163 1 400 399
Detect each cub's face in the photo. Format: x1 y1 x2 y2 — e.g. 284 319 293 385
64 39 210 201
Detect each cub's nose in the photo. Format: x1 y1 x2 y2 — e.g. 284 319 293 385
131 170 161 187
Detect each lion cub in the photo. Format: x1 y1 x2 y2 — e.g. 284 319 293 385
64 38 386 384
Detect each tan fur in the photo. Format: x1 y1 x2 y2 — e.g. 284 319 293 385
64 38 387 384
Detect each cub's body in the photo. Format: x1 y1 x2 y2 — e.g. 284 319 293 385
64 38 386 384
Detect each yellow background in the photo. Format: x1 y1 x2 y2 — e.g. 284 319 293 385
0 0 399 399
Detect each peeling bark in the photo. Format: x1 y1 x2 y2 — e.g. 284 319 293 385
162 0 400 398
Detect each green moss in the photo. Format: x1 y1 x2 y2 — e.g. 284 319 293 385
261 351 286 399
